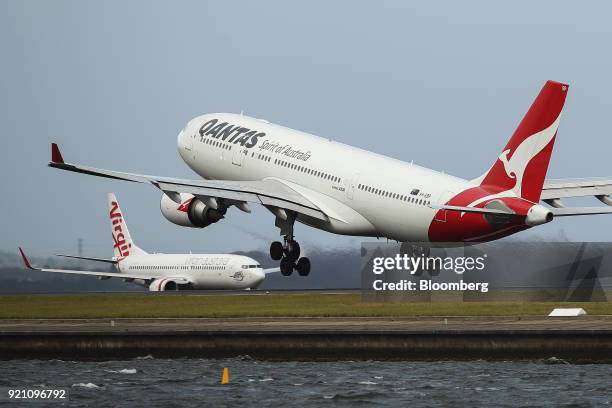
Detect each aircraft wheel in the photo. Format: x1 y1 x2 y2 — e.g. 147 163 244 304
285 240 301 262
421 246 431 258
296 257 311 276
280 257 293 276
270 241 284 261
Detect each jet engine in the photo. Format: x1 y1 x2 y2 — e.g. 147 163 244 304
160 193 225 228
148 278 179 291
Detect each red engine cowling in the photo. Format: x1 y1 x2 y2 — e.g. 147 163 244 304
148 278 178 291
160 193 225 228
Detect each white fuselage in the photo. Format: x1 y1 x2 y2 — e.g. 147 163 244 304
178 113 470 242
117 253 265 290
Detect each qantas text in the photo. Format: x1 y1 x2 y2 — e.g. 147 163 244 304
199 119 265 148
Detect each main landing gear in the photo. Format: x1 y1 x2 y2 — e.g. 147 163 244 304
269 209 311 277
400 242 433 276
270 238 311 276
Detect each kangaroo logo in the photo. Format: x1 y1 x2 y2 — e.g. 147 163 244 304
177 198 193 213
496 115 561 198
462 115 561 214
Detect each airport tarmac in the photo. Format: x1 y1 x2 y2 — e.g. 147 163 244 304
1 316 611 362
1 316 611 333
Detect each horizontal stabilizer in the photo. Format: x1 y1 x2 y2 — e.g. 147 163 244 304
433 204 612 218
542 177 612 199
429 204 515 215
550 207 612 217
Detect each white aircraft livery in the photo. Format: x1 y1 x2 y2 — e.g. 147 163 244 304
49 81 612 275
19 194 278 291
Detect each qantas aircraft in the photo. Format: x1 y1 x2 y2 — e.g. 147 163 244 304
48 81 612 276
19 194 278 291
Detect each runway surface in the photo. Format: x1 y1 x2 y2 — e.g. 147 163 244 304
1 316 612 334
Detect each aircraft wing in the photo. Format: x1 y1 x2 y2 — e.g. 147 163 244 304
18 248 189 283
55 254 117 264
49 143 327 221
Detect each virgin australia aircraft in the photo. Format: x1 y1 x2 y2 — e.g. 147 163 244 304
49 81 612 276
19 194 278 291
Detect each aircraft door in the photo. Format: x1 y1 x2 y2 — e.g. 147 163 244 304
433 190 453 222
347 173 360 199
232 146 246 166
184 131 196 161
186 131 194 151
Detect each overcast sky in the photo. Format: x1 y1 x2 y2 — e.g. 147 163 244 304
2 1 612 257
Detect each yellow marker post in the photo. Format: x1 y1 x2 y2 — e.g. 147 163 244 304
221 367 229 384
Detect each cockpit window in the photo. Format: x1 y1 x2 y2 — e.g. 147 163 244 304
242 264 261 269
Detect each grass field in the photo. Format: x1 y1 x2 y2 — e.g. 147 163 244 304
0 293 610 318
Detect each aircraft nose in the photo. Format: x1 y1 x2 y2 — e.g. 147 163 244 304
177 129 185 148
252 269 266 287
177 127 191 162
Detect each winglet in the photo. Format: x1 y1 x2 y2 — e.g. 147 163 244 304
51 143 64 164
18 247 35 270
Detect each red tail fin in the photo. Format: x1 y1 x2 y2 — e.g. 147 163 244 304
477 80 569 202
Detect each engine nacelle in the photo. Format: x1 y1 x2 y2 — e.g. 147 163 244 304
525 204 553 226
160 193 225 228
149 278 178 292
